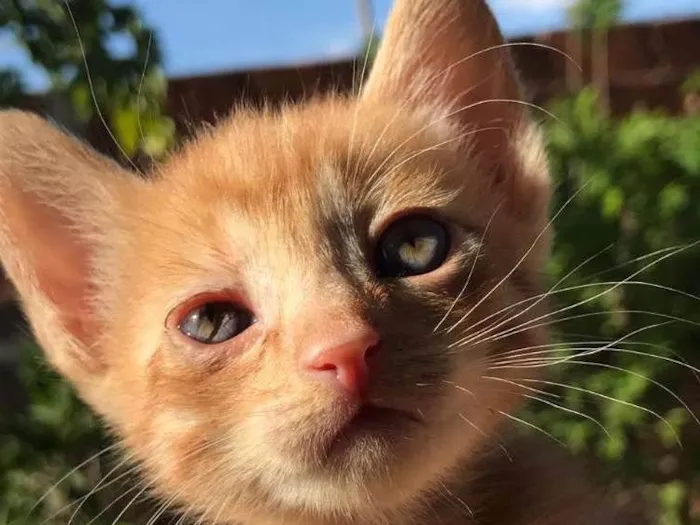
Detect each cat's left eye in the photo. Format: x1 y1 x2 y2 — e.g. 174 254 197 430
375 215 450 279
176 301 253 345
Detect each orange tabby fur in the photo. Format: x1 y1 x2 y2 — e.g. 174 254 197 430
0 1 620 524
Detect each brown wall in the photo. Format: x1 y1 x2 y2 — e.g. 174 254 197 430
511 18 700 115
163 17 700 136
166 60 358 139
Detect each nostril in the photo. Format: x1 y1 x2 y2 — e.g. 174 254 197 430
302 326 380 398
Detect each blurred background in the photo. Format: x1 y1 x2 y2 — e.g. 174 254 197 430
0 1 699 524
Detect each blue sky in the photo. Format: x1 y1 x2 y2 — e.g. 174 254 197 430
1 0 698 92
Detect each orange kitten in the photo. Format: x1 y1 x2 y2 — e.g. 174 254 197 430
0 1 620 524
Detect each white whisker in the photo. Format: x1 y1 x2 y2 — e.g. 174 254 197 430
486 376 610 437
508 377 683 448
27 443 120 519
62 0 141 173
434 201 504 332
445 182 591 339
497 410 565 446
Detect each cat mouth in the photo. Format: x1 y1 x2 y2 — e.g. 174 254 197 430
322 404 424 459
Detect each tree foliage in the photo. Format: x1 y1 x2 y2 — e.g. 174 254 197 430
0 0 174 158
0 1 173 523
0 345 121 525
521 87 700 524
568 0 624 30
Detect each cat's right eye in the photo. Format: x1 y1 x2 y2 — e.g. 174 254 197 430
375 215 450 279
175 301 254 345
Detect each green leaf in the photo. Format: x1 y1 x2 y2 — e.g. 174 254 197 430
111 103 140 156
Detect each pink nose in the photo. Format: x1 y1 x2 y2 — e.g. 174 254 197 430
302 326 380 399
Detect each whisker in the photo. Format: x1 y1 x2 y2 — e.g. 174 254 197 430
445 181 591 338
550 336 700 387
452 247 700 350
473 308 699 354
66 459 142 525
409 41 578 134
26 443 120 519
411 41 581 117
442 379 475 397
136 30 154 155
363 93 562 192
145 496 179 525
439 42 582 79
492 336 684 362
486 376 610 437
105 482 154 525
457 413 513 462
542 359 696 426
36 454 138 525
434 201 504 332
173 505 195 525
82 480 146 525
444 242 616 342
489 321 669 366
444 243 684 344
493 345 700 381
491 340 610 361
379 126 508 182
68 447 140 516
438 480 474 519
504 377 683 448
62 0 141 173
497 410 565 446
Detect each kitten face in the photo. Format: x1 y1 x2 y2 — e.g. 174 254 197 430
0 1 552 523
104 101 547 518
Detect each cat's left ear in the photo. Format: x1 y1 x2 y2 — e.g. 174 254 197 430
362 0 550 221
0 110 132 384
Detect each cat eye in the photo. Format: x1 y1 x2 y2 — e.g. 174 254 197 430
375 215 450 278
177 301 254 345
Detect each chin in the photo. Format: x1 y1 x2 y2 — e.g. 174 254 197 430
252 403 466 518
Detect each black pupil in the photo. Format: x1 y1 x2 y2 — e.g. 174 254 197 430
179 302 252 344
376 216 449 278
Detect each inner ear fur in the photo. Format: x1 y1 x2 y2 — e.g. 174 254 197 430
0 110 132 381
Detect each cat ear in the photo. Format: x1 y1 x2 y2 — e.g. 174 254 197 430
0 110 130 382
362 0 550 221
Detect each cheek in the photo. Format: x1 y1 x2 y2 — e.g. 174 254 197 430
133 348 256 470
136 410 250 516
139 338 327 464
134 369 268 496
148 411 211 478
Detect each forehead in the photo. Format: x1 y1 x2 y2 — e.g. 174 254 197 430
121 99 466 307
154 98 462 239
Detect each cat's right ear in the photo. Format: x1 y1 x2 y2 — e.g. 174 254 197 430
361 0 551 227
0 110 133 384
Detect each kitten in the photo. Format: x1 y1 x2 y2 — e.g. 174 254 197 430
0 0 622 524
